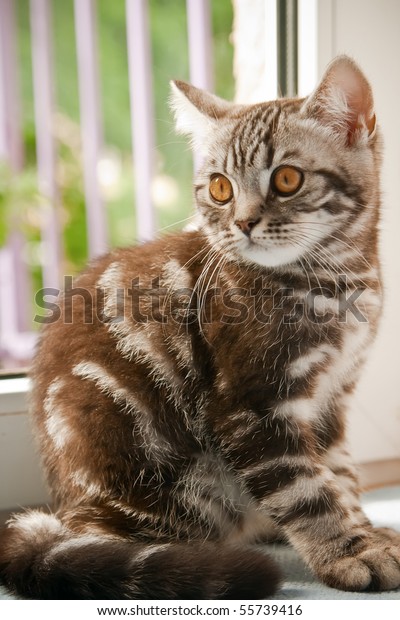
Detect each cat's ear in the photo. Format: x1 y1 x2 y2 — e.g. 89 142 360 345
303 55 376 146
170 80 234 152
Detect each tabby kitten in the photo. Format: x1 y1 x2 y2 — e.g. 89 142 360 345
1 56 400 600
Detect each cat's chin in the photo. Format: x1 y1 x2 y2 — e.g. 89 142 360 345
238 242 302 269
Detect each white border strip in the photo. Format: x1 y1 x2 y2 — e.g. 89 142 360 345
298 0 318 97
264 0 278 100
1 600 400 616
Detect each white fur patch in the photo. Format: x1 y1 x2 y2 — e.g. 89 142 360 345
288 345 332 379
274 398 317 423
242 454 310 478
323 444 365 527
218 410 260 444
73 360 173 461
8 511 64 538
73 361 130 404
262 470 334 512
321 323 370 395
312 295 340 316
161 259 192 291
48 534 109 558
97 262 125 323
239 239 304 268
97 261 121 290
324 443 352 472
134 544 171 564
226 504 275 545
178 453 255 539
70 468 103 498
292 322 372 416
259 169 273 196
44 379 74 450
119 328 177 383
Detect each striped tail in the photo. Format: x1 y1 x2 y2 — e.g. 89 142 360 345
0 510 282 599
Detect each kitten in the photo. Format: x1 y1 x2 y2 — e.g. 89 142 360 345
1 56 400 600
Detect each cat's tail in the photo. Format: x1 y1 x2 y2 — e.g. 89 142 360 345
0 510 282 599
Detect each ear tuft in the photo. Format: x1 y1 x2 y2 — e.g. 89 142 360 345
169 80 211 140
169 80 235 153
303 55 376 146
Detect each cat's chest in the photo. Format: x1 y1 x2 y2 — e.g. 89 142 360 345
209 283 380 407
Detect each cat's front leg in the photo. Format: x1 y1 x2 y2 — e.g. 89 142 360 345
323 441 371 528
323 437 400 548
214 410 400 592
278 464 400 591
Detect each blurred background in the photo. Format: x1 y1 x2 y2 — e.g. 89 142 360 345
0 0 399 511
0 0 235 370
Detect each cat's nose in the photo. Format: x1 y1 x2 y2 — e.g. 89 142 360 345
234 218 261 236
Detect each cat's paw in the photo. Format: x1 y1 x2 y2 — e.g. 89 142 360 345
317 542 400 592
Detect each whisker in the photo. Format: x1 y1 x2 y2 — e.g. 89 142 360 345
156 214 197 234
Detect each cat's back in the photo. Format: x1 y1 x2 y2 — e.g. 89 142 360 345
29 230 209 475
33 228 205 363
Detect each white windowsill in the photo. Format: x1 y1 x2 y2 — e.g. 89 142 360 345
0 376 50 511
0 377 31 416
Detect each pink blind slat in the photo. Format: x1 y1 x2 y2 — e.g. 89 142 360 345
74 0 108 257
0 0 30 340
30 0 62 289
126 0 156 242
0 0 23 170
0 246 19 360
186 0 214 92
0 244 36 362
186 0 214 171
9 231 31 333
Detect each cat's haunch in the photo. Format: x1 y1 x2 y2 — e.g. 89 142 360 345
1 56 399 600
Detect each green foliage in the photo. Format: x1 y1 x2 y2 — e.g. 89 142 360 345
2 0 234 277
0 163 39 246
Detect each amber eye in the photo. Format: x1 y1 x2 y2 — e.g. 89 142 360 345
209 174 233 204
271 165 304 197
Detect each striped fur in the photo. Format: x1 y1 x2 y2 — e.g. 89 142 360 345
1 56 399 599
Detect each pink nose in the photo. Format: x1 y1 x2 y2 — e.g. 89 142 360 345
234 218 260 236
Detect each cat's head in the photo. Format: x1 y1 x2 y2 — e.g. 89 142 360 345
171 56 380 269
